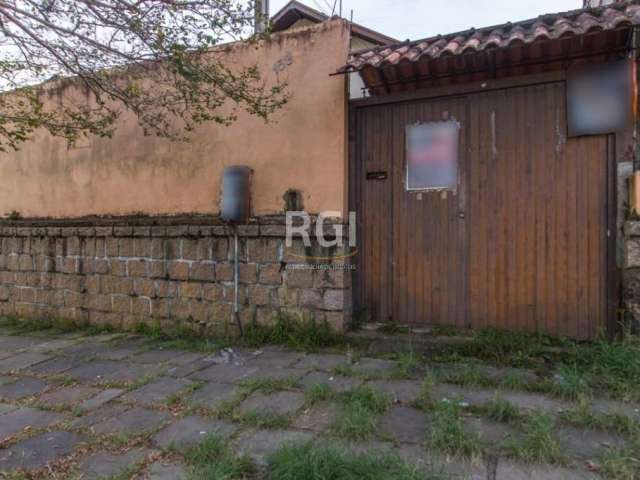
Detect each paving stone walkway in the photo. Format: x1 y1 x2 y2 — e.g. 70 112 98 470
0 330 636 479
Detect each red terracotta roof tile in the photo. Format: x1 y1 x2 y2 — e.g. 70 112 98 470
338 1 640 75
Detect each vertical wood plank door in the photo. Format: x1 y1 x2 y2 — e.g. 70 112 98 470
389 96 470 328
466 82 610 340
353 81 611 339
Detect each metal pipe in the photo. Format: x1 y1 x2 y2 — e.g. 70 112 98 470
233 231 244 336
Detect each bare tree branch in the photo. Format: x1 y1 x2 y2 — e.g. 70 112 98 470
0 0 288 151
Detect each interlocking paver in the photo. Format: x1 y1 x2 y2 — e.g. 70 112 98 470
399 445 487 479
559 426 626 461
249 366 306 382
23 356 81 376
0 353 51 373
65 361 123 382
78 449 150 479
79 388 125 411
101 362 167 383
379 406 426 444
433 384 565 413
153 416 237 450
351 357 397 377
132 349 204 365
463 417 518 446
368 379 422 404
299 371 361 393
60 341 114 358
187 382 239 409
0 403 17 416
292 353 349 371
292 404 337 432
93 345 141 361
0 330 635 480
27 338 80 353
0 378 50 400
246 350 303 368
238 391 305 416
235 429 314 465
189 364 260 383
495 460 600 479
90 407 171 436
71 405 129 430
0 431 85 472
166 356 219 377
0 336 48 353
122 378 194 406
148 461 188 480
37 385 100 407
0 408 64 441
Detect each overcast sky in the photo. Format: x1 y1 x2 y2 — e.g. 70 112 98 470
270 0 581 41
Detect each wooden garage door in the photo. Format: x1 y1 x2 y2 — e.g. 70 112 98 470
353 82 612 339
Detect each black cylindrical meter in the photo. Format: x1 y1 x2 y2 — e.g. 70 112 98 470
220 166 252 337
221 166 252 223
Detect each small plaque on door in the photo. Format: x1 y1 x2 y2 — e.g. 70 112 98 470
366 171 388 180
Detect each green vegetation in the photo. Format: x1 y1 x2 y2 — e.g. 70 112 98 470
414 373 436 410
599 445 640 480
504 410 564 464
392 348 421 379
184 434 255 480
427 399 483 459
484 396 521 423
430 328 640 401
0 315 114 336
332 386 391 440
304 383 335 405
550 363 592 400
377 322 411 335
435 363 494 388
0 313 354 355
241 315 346 351
237 411 292 429
239 378 298 395
267 442 446 480
560 399 640 436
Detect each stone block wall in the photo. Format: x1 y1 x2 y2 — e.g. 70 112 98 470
0 219 352 334
623 221 640 332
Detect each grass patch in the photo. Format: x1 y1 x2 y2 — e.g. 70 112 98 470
431 327 640 401
599 445 640 480
435 363 494 388
242 314 346 351
559 399 640 436
0 315 114 336
377 322 411 335
165 382 204 407
267 441 446 480
304 383 335 405
184 434 255 480
504 410 564 464
239 377 298 395
427 399 483 459
392 348 421 379
550 363 591 400
237 411 291 429
332 386 391 440
333 363 356 378
413 372 436 410
483 396 521 423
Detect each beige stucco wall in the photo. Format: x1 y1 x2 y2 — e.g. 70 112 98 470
0 20 350 219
